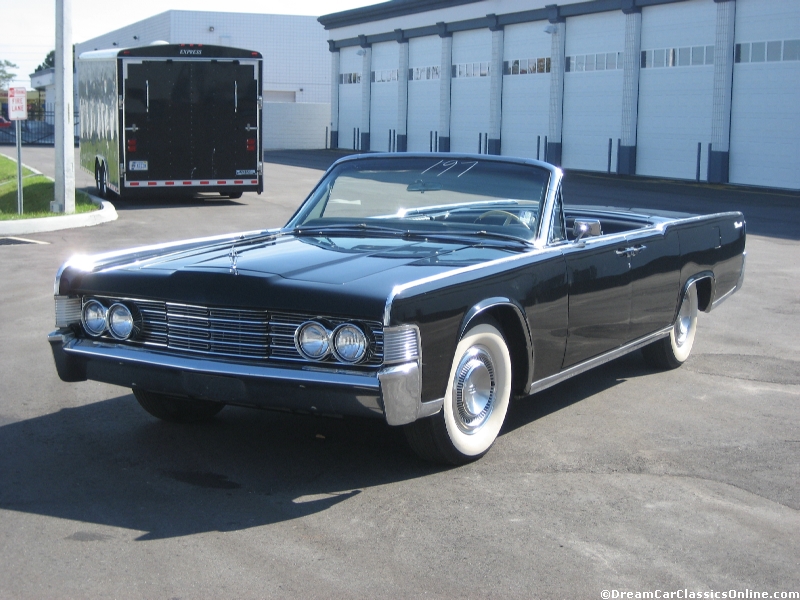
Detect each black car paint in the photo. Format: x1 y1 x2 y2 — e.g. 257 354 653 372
50 153 746 423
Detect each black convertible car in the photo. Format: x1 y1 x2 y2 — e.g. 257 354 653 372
49 154 746 464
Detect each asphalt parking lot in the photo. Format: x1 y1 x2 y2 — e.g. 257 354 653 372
1 147 798 599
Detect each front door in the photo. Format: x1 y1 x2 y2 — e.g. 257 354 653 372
561 234 632 368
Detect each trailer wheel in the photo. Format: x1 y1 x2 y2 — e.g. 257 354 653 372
226 192 243 199
95 162 108 199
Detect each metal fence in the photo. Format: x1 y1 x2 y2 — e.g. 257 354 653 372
0 110 80 146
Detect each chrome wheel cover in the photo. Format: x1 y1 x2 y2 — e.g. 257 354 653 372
674 291 694 347
453 346 496 434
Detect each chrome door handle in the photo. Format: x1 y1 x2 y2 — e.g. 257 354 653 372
617 245 647 258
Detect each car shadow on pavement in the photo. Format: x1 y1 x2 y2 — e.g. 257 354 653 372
0 351 657 541
502 351 653 435
0 392 436 541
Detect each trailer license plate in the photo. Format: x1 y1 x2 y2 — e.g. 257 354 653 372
129 161 148 171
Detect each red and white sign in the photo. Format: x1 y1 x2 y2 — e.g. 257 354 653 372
9 87 27 121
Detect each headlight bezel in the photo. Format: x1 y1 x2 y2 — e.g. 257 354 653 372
81 298 108 337
107 302 137 340
331 323 368 364
294 320 332 361
294 320 371 365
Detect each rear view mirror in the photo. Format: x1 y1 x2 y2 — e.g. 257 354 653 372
573 219 602 242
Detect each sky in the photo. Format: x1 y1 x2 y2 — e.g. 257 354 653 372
1 0 378 88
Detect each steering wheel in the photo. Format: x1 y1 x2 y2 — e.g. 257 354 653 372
474 210 531 229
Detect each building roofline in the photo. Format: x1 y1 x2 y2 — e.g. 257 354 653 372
318 0 485 30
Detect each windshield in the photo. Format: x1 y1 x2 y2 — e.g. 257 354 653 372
290 156 551 243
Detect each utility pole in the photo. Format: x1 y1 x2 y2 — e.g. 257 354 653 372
52 0 75 214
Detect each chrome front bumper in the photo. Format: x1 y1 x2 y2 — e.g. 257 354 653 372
48 331 440 425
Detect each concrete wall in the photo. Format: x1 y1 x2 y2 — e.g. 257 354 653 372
263 102 331 150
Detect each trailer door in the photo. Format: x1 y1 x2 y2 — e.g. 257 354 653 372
123 59 260 185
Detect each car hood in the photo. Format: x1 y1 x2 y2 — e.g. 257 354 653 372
132 233 513 283
67 232 519 320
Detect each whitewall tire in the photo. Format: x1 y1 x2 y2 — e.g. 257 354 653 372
404 321 513 464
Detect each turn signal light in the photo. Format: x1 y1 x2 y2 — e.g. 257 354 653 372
127 139 137 152
246 138 256 151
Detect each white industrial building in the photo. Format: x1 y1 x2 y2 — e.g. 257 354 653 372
319 0 800 189
75 11 332 150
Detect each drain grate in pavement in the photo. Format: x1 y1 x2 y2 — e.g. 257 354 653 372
0 237 49 246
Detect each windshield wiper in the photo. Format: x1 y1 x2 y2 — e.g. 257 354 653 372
293 223 409 237
293 223 534 248
419 230 535 248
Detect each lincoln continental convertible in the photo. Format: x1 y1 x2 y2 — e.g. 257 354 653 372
49 154 746 464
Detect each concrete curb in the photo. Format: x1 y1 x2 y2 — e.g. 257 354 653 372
0 152 118 236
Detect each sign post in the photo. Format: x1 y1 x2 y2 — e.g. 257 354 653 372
9 87 28 215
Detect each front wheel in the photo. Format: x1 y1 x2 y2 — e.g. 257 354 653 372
642 283 698 369
133 388 225 423
403 322 512 465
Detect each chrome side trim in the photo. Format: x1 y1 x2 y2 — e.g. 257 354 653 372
61 338 380 391
710 251 746 311
528 325 672 396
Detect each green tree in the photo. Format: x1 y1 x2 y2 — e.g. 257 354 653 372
0 59 18 91
35 50 55 73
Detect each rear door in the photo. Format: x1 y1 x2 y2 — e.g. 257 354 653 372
626 228 681 341
123 59 260 182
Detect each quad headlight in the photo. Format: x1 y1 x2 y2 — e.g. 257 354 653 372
81 299 108 336
107 303 136 340
332 323 368 364
294 320 369 364
295 321 331 360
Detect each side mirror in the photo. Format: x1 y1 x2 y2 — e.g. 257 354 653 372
573 219 602 242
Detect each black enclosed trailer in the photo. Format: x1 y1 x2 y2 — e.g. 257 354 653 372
78 43 263 199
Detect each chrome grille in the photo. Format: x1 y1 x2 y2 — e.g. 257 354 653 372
90 297 383 365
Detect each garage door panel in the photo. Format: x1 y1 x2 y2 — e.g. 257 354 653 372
408 36 442 153
729 0 800 189
501 21 551 159
636 0 715 180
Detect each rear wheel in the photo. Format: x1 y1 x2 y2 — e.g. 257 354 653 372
404 321 512 465
133 388 225 423
225 191 243 199
642 283 698 369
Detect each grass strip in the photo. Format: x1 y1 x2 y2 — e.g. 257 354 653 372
0 155 97 220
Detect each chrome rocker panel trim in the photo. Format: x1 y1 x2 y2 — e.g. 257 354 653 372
528 325 673 396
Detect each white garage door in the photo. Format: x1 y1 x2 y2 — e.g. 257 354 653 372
562 11 625 172
636 0 716 180
500 21 551 160
729 0 800 189
450 29 491 154
370 41 399 153
407 35 442 152
338 46 363 150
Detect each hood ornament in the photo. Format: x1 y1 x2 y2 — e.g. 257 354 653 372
228 246 239 275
